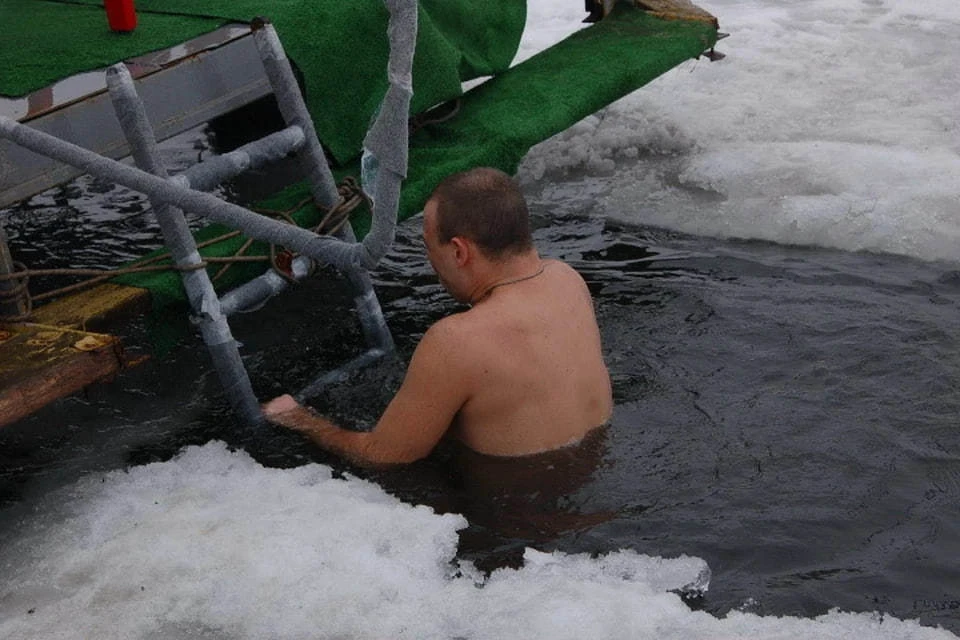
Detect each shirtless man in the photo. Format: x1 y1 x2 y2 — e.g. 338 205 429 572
264 167 612 467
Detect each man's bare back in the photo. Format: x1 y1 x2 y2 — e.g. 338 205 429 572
437 259 611 455
264 168 612 467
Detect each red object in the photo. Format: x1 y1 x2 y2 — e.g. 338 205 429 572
105 0 137 33
274 250 294 277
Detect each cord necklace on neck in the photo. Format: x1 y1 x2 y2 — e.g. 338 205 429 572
472 262 545 304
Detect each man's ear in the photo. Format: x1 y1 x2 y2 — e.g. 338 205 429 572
450 236 470 267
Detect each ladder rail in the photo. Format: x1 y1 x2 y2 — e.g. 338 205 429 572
108 62 263 425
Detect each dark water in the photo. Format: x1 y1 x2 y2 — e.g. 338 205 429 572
1 135 959 634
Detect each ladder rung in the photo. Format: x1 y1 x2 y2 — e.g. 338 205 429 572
296 348 388 403
219 255 312 316
176 125 304 192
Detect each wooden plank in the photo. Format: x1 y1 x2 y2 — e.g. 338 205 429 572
30 283 151 332
0 322 125 428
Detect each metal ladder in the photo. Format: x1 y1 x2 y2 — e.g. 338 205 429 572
0 0 417 425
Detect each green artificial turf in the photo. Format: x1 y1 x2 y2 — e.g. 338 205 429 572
0 1 221 96
3 0 525 164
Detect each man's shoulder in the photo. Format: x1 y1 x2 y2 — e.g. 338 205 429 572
428 310 482 340
419 311 491 364
410 314 483 386
544 259 591 297
545 258 584 280
421 313 473 351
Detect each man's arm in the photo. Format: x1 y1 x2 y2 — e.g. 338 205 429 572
263 320 469 468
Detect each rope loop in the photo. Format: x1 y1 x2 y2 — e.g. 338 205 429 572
408 99 461 137
314 176 371 236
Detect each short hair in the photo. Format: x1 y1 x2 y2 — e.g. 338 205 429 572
429 167 533 259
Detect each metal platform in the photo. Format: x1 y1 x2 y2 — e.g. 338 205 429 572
0 25 271 208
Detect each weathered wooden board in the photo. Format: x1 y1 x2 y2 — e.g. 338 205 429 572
30 283 151 332
0 322 126 428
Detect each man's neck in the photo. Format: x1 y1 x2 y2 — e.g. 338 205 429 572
468 252 544 305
